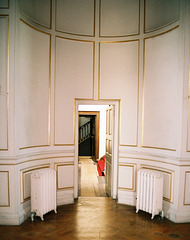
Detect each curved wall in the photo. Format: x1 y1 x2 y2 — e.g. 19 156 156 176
0 0 190 224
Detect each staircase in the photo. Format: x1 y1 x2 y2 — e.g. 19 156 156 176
79 121 91 144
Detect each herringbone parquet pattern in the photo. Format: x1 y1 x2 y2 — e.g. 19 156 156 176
0 197 190 240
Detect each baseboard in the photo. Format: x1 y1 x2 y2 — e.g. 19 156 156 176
117 189 136 206
57 189 74 206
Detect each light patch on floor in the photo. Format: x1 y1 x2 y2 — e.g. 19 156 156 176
78 158 107 197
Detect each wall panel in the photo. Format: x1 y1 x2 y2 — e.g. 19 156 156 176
55 37 94 145
143 28 179 150
0 171 9 206
0 16 8 150
20 165 50 203
145 0 179 32
99 41 139 146
0 0 9 8
118 164 136 191
55 164 74 190
100 0 139 37
56 0 95 36
19 21 50 149
184 172 190 205
20 0 51 28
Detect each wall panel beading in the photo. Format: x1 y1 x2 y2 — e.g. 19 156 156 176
20 0 52 29
99 40 139 146
56 0 95 36
20 164 50 203
0 15 9 151
141 165 174 203
100 0 140 37
0 171 10 207
19 20 51 150
184 171 190 205
54 37 94 146
142 27 179 151
55 163 74 190
144 0 179 33
118 164 136 191
0 0 9 9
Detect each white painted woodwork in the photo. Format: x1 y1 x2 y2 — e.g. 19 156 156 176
20 0 51 28
56 0 95 36
0 172 9 206
0 0 190 225
0 16 8 150
100 41 138 146
105 106 113 197
0 0 9 8
19 21 50 149
56 164 74 190
100 0 139 37
143 28 179 150
145 0 179 32
55 37 94 145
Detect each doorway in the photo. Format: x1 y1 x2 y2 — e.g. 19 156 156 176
74 101 119 200
78 111 100 161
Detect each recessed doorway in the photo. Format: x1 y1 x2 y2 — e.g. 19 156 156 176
74 100 119 200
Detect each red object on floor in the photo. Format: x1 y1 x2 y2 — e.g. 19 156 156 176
97 156 105 176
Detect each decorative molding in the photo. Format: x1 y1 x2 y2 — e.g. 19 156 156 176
144 0 179 34
20 0 52 29
20 164 50 203
55 163 74 190
19 19 51 150
118 164 136 191
0 0 9 9
0 15 9 151
99 0 140 38
0 171 10 207
184 171 190 205
98 40 139 147
55 0 96 37
141 26 179 151
141 165 174 203
54 36 95 146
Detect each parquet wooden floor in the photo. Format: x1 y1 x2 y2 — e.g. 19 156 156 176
78 157 107 197
0 197 190 240
1 158 190 239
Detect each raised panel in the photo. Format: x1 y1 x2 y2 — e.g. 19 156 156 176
0 16 8 150
0 171 10 206
56 164 74 190
56 0 95 36
55 37 94 145
100 0 139 37
19 21 50 149
20 0 51 28
0 0 9 8
184 172 190 205
99 41 139 146
142 166 173 203
143 28 179 150
20 165 50 203
145 0 179 33
118 165 135 190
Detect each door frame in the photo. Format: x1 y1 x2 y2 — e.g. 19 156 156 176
74 100 120 200
78 111 100 160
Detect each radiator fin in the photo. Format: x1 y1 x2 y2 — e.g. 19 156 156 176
136 169 164 219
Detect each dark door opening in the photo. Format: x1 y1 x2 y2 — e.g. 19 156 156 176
78 111 99 161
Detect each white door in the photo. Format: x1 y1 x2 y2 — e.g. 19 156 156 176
105 106 113 197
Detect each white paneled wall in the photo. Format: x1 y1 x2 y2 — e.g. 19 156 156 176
55 37 94 145
0 0 190 225
0 16 8 150
19 20 50 149
143 28 179 150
